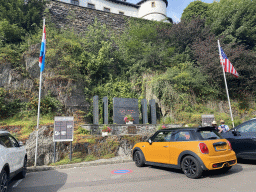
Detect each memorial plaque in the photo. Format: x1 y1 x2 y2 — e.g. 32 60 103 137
128 126 137 134
113 97 139 124
93 95 99 125
54 116 74 142
103 96 108 124
141 99 148 124
149 99 157 124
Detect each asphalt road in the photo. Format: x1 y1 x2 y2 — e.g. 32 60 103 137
8 160 256 192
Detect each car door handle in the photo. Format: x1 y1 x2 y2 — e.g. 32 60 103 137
163 146 169 147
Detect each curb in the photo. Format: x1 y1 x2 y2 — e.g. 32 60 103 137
27 157 133 173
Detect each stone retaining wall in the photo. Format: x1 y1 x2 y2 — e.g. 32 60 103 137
47 0 131 34
81 124 183 135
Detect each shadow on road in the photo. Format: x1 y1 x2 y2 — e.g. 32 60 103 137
8 170 68 192
146 164 243 179
204 164 243 178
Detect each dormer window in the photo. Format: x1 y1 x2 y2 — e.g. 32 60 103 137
151 2 155 7
104 7 110 12
71 0 79 6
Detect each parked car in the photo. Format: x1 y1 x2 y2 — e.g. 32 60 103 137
132 127 237 179
0 130 27 192
222 118 256 160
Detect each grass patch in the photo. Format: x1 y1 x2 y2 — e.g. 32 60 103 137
0 114 54 140
50 153 99 166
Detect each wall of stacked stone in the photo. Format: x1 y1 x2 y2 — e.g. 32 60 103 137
81 124 183 135
47 0 130 34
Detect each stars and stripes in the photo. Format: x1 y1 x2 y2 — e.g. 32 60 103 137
219 47 239 78
39 19 46 72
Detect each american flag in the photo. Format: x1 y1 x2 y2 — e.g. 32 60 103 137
220 47 239 78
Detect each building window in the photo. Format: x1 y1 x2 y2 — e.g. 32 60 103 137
119 11 124 15
151 2 155 7
88 3 95 9
71 0 79 6
104 7 110 12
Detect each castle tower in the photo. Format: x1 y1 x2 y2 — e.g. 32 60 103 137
137 0 168 22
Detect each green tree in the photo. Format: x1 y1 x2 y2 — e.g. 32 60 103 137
207 0 256 48
181 1 210 22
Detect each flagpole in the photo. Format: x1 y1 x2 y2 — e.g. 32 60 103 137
217 40 235 128
35 18 45 167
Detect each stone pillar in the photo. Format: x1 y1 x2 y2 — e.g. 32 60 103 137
149 99 157 124
141 99 148 124
93 95 99 125
103 96 108 124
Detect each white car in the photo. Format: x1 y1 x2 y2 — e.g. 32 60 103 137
0 130 27 192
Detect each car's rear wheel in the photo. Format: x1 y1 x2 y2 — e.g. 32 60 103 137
181 156 203 179
0 169 8 192
18 157 27 179
134 151 145 167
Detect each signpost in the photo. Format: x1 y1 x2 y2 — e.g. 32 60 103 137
53 116 74 162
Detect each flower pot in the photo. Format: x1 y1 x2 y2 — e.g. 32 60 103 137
102 132 111 137
126 121 133 124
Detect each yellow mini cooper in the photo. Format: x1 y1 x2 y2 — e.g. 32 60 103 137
132 127 237 179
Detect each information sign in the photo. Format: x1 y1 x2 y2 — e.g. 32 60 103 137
54 116 74 142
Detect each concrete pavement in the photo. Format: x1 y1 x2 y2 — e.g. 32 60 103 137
27 156 133 172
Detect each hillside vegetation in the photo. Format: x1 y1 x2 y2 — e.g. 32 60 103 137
1 0 256 134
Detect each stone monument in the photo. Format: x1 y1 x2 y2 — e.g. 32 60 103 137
113 97 139 124
149 99 157 124
93 95 99 124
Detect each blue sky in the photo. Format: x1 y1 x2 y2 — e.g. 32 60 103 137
127 0 217 23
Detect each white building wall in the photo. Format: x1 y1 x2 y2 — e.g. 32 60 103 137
138 0 167 21
56 0 169 22
57 0 138 17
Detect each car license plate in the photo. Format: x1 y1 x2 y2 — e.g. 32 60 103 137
215 145 226 151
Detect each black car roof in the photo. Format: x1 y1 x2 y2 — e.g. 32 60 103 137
159 126 216 132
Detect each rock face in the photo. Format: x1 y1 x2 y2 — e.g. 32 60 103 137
25 125 149 166
0 42 90 114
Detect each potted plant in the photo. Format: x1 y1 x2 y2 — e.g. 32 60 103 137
101 125 112 136
124 115 134 124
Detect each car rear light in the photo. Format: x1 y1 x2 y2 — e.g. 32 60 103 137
199 143 209 154
226 140 232 150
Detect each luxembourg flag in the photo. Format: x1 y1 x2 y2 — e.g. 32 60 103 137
39 19 46 72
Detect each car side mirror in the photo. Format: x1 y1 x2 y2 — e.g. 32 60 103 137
232 129 239 136
18 141 24 147
148 139 152 145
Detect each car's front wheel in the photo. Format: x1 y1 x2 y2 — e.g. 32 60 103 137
0 169 8 192
181 156 203 179
134 151 145 167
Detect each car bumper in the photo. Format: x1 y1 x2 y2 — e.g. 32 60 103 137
201 151 237 170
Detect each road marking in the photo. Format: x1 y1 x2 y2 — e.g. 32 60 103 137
111 169 133 174
12 179 23 188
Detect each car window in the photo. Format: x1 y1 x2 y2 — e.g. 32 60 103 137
8 135 19 147
0 136 6 147
237 120 256 133
152 131 173 142
198 130 222 140
174 131 192 141
0 135 13 148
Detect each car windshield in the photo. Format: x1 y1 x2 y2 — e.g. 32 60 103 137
198 130 222 140
237 120 256 132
